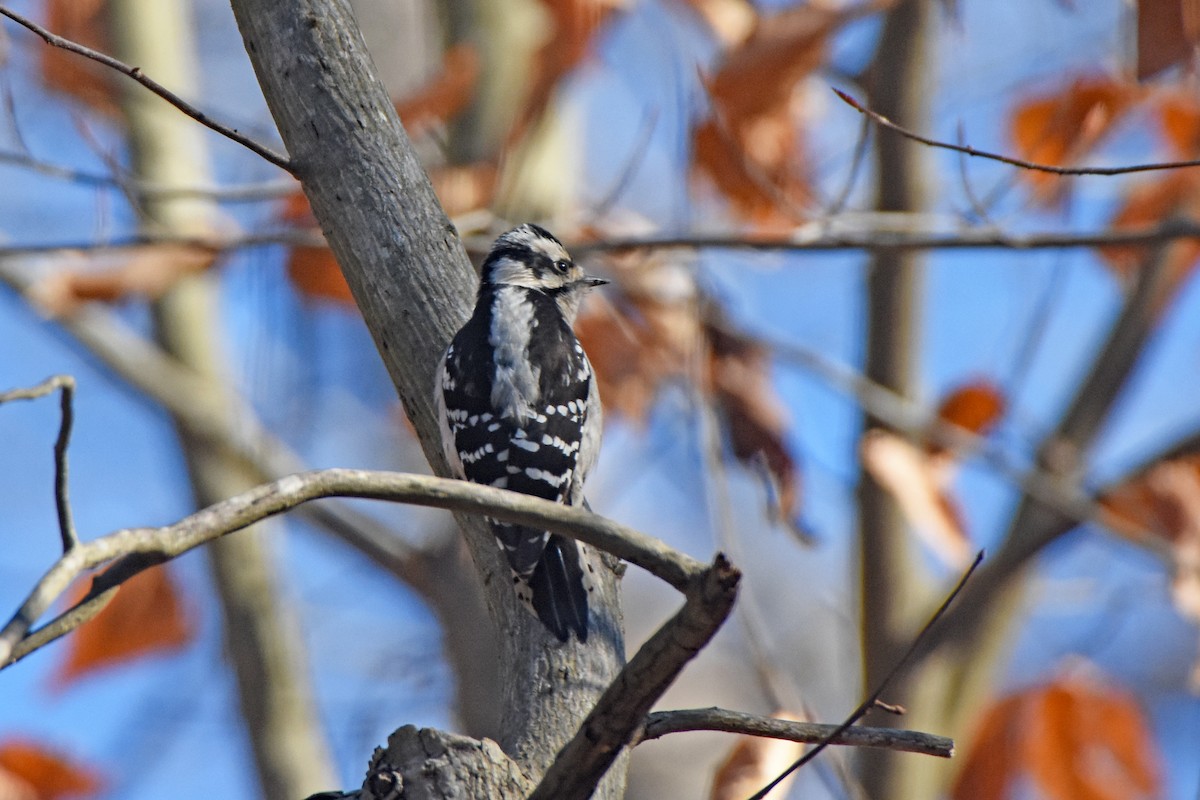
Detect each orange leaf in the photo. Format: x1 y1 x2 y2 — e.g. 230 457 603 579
861 429 971 568
40 0 120 117
52 566 193 688
953 671 1161 800
691 3 854 225
0 739 104 799
29 244 221 316
394 43 481 137
709 710 806 800
948 694 1023 800
1009 75 1139 201
1157 91 1200 156
1097 170 1200 301
508 0 625 146
933 380 1006 444
1136 0 1200 80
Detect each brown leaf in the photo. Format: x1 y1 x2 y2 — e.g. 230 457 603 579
0 739 104 799
708 710 806 800
692 3 854 225
29 243 220 316
953 671 1161 800
51 566 193 689
1157 90 1200 156
509 0 626 146
1097 170 1200 301
1009 75 1140 202
1136 0 1200 80
40 0 120 117
705 322 803 528
394 43 481 137
932 380 1006 450
948 694 1023 800
1098 455 1200 543
861 429 971 568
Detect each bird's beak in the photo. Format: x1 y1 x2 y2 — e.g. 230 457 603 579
582 275 609 288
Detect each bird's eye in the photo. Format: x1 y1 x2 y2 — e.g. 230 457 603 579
553 259 572 274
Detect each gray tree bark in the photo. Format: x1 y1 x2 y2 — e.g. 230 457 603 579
856 0 932 796
226 0 626 795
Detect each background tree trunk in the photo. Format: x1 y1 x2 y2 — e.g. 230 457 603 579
857 0 933 796
107 1 338 797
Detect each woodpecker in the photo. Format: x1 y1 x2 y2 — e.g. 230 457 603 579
435 224 606 641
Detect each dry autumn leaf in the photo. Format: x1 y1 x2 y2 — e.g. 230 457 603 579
51 565 193 689
508 0 627 147
1099 458 1200 686
708 710 806 800
40 0 120 117
0 739 103 800
394 43 481 138
29 243 220 316
931 380 1006 452
952 670 1161 800
1097 170 1200 303
574 245 803 528
705 321 804 533
693 2 854 226
861 428 971 568
1136 0 1200 80
1157 90 1200 157
1009 75 1140 202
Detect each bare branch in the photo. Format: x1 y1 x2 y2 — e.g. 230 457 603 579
0 149 297 201
0 5 293 172
637 707 954 758
528 556 741 800
0 375 79 551
833 87 1200 177
749 551 983 800
0 468 706 668
573 219 1200 256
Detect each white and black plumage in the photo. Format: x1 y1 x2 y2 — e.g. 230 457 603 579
435 224 606 642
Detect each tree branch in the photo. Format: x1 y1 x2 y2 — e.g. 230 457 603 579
572 220 1200 256
637 707 953 758
0 468 706 669
749 551 983 800
0 148 296 201
527 556 741 800
0 375 79 551
0 5 293 172
833 87 1200 177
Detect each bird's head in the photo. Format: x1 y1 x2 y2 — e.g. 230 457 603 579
480 224 607 321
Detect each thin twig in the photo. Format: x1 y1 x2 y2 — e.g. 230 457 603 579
637 707 953 758
0 229 326 258
825 111 872 216
0 5 293 173
0 149 297 201
0 375 79 551
0 468 707 668
528 556 741 800
747 551 983 800
833 87 1200 177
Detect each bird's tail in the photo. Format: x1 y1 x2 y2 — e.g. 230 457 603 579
527 534 589 642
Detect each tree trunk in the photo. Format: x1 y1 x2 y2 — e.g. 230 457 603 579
108 1 337 797
857 0 932 796
226 0 627 795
